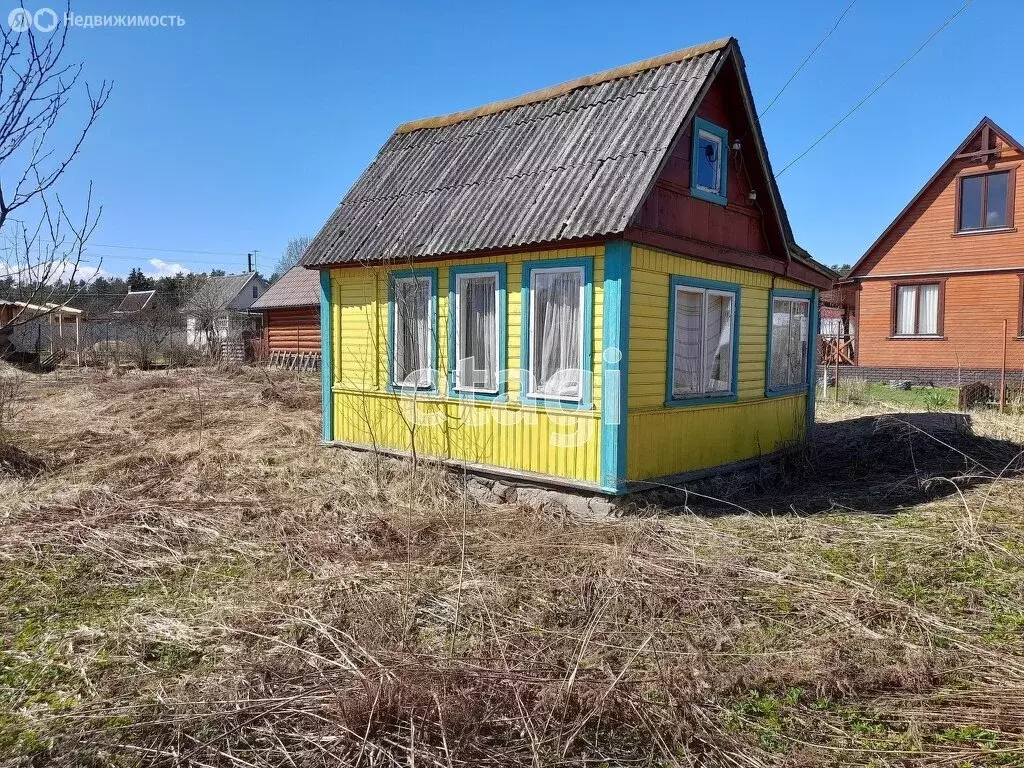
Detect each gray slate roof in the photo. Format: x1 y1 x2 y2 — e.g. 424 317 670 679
183 273 261 313
250 265 320 310
303 40 734 267
113 290 155 314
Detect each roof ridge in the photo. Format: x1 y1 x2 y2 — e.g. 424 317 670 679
395 37 732 134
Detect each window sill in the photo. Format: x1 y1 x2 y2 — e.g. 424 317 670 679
887 335 946 341
766 386 809 398
690 186 728 206
448 388 507 403
952 227 1016 237
664 393 738 408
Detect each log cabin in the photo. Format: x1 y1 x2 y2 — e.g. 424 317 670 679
842 117 1024 386
249 265 321 365
301 37 834 494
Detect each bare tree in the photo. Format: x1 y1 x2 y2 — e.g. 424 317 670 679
272 236 311 280
118 302 177 370
0 3 111 332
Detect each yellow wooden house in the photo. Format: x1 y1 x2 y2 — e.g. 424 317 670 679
302 38 835 494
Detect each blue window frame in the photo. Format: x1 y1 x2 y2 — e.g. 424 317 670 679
387 268 438 395
520 257 593 410
447 264 507 401
691 117 728 206
665 276 740 407
766 288 813 397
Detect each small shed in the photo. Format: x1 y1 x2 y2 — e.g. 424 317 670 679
249 265 321 368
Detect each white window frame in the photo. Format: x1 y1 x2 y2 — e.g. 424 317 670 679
768 295 811 392
527 265 586 402
670 285 737 399
453 270 500 395
695 128 724 195
391 274 435 390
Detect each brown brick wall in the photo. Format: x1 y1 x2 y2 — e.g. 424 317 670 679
823 365 1024 388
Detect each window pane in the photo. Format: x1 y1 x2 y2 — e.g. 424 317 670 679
672 288 703 396
456 274 498 392
896 286 917 335
986 172 1009 228
531 269 583 398
695 130 722 193
918 284 939 335
770 298 809 389
703 292 733 392
959 176 984 230
770 299 793 388
789 300 809 386
394 277 432 387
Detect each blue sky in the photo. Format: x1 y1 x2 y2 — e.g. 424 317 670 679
40 0 1023 276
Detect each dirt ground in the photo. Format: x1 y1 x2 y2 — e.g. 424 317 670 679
2 366 1024 766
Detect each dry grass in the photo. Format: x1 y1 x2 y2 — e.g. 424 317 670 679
1 367 1024 766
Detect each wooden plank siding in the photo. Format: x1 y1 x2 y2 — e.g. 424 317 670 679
327 246 605 487
625 245 808 482
852 122 1024 373
857 273 1024 370
265 307 321 354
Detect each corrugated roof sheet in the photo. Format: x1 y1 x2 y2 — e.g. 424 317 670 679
250 265 320 310
303 41 730 267
113 290 155 314
183 274 257 313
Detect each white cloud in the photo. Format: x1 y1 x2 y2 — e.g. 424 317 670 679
148 258 191 277
0 258 107 283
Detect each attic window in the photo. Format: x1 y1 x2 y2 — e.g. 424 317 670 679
252 285 259 299
691 117 728 205
958 170 1012 232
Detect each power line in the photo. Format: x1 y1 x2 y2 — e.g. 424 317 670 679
89 243 251 257
777 0 974 177
759 0 859 118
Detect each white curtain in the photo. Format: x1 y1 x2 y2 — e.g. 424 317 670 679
394 277 432 388
673 289 702 395
770 297 809 389
532 268 582 398
918 284 939 335
896 285 918 335
456 274 498 392
704 292 733 392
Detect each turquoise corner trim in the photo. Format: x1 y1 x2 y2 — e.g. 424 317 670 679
600 241 631 494
520 256 594 410
319 269 333 443
447 264 508 401
806 288 820 437
664 275 741 408
386 268 439 396
691 117 729 206
765 287 814 398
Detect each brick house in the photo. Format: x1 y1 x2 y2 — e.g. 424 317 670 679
841 117 1024 386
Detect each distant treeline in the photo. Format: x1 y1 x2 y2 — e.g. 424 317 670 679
0 267 264 317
